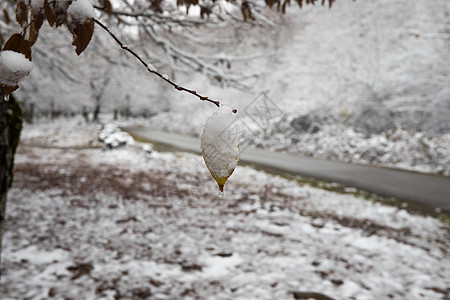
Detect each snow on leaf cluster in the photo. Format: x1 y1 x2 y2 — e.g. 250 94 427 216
0 50 33 89
67 0 96 25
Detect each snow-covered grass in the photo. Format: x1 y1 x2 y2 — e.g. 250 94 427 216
1 121 449 300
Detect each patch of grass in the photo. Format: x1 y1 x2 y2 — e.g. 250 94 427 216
240 162 450 225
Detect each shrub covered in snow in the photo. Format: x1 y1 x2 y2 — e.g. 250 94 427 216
98 123 134 149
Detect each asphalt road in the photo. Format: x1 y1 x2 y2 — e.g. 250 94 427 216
125 127 450 212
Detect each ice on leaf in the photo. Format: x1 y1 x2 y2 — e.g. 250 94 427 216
201 105 239 193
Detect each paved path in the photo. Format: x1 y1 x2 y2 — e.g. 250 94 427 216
125 127 450 212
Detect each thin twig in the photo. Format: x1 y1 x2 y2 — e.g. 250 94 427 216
21 1 57 35
93 18 221 108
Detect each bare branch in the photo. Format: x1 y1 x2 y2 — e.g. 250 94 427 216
93 18 221 108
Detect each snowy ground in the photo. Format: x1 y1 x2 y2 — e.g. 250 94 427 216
1 121 449 300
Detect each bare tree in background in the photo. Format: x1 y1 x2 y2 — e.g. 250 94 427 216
90 67 111 122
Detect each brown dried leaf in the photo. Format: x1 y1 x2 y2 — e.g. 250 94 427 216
28 22 39 46
28 23 38 46
45 0 56 26
3 34 32 60
101 0 113 15
15 1 28 28
3 85 19 97
29 12 44 46
68 19 94 55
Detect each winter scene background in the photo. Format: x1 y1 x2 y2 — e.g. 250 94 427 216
0 0 449 299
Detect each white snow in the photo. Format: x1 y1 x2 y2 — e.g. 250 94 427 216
10 245 70 265
200 253 244 278
201 105 239 191
98 123 134 148
30 0 45 15
2 120 448 300
67 0 96 24
0 51 33 87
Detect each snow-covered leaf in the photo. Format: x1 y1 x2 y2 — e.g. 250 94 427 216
67 0 96 24
68 18 94 55
200 105 239 192
0 50 33 96
66 0 95 55
3 34 32 60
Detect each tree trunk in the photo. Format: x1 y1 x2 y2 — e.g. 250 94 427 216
0 88 23 282
93 97 101 122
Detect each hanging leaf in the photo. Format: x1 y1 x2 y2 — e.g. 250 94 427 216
68 19 94 55
45 0 56 26
29 11 44 46
200 105 239 193
100 0 113 15
3 34 32 60
15 0 28 28
3 85 19 96
0 50 33 97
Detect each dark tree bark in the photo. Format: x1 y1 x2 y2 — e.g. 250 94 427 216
0 88 23 282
